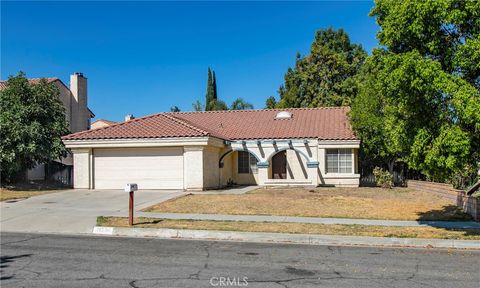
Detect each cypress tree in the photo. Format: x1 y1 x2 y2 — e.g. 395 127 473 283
212 71 217 102
205 68 214 111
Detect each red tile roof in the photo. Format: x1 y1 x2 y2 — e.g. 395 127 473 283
1 77 95 118
0 78 59 89
62 107 357 141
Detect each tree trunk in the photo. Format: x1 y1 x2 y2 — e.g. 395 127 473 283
387 160 395 174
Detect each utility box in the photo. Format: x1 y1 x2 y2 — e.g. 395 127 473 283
125 183 138 193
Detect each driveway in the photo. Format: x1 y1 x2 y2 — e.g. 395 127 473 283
0 189 185 234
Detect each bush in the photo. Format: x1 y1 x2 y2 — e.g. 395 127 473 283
373 167 393 189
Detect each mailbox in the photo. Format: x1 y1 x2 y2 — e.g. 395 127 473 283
125 183 138 193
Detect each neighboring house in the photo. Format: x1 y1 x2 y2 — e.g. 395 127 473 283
0 72 94 182
62 107 360 190
91 119 117 130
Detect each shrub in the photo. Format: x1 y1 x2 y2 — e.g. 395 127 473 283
373 167 394 189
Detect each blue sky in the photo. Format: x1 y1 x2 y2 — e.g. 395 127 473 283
2 1 379 122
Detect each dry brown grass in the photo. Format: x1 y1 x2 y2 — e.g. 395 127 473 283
0 188 60 202
143 187 470 221
97 216 480 240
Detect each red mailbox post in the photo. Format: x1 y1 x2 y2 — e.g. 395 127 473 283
125 184 138 226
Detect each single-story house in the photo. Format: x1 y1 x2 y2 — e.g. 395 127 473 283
62 107 360 190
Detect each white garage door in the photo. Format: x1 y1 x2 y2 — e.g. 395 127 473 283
93 147 184 189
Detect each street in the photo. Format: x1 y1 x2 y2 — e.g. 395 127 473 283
1 232 478 288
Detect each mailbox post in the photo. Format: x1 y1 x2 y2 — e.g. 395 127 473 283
125 183 138 226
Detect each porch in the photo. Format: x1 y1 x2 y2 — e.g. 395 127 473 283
218 139 360 188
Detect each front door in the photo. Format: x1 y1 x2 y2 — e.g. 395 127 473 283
272 151 287 179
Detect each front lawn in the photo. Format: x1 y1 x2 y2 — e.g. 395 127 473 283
97 216 480 240
0 188 63 202
143 187 471 221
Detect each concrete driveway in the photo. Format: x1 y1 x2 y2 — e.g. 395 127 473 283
0 189 185 234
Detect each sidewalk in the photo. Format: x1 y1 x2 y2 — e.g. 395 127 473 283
134 212 480 229
192 185 258 195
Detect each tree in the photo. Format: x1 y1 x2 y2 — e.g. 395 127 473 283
192 68 252 111
0 72 69 183
205 68 220 111
170 106 180 112
192 100 204 112
371 0 480 88
230 98 253 110
351 49 480 183
276 28 367 108
212 71 218 104
354 0 480 185
265 96 277 109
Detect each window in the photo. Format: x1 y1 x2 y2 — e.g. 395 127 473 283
326 149 352 173
238 151 258 174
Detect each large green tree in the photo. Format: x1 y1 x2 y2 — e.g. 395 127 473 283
371 0 480 88
0 72 69 183
351 50 480 176
275 28 367 108
351 0 480 185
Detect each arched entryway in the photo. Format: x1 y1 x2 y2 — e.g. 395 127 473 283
271 151 287 179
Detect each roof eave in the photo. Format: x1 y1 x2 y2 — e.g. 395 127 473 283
63 136 226 149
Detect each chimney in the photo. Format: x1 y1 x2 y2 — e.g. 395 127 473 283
125 114 134 122
70 72 87 106
70 72 88 132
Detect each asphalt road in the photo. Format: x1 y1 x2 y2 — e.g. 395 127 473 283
1 233 478 288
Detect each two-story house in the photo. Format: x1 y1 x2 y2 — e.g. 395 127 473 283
0 72 94 183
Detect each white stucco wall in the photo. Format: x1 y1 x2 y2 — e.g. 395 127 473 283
220 153 234 186
203 146 221 189
72 148 91 189
54 82 73 132
70 74 91 133
183 146 204 191
286 150 308 180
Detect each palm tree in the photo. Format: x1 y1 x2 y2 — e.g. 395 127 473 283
230 98 254 110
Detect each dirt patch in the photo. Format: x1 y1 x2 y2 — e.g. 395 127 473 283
0 188 64 202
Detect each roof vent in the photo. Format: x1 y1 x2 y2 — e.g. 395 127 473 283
275 111 292 120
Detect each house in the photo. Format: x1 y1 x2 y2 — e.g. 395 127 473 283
91 119 117 130
62 107 360 190
0 72 94 182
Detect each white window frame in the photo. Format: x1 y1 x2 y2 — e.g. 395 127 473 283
326 148 353 174
238 151 258 174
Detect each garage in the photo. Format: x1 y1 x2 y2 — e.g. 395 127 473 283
93 147 184 189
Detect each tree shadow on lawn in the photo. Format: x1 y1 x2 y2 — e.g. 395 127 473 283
416 205 472 222
415 205 480 237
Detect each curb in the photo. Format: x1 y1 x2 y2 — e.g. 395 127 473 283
92 226 480 249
